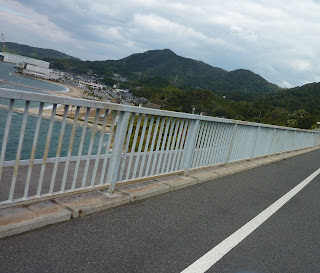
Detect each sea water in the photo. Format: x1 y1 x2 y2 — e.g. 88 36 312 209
0 62 108 161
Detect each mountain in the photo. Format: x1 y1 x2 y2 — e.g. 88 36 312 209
1 42 80 61
267 82 320 113
44 48 279 93
103 49 279 92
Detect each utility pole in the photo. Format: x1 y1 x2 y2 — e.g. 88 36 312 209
1 33 6 52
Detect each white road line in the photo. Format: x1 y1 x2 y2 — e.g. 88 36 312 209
181 167 320 273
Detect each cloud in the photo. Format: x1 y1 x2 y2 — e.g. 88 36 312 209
1 0 320 87
281 81 294 88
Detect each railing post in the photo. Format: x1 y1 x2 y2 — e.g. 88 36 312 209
268 128 276 158
291 130 297 151
225 123 237 168
301 131 305 149
280 129 288 155
106 111 130 194
183 119 200 176
250 126 260 162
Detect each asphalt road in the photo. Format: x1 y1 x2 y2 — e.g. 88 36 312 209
1 150 320 273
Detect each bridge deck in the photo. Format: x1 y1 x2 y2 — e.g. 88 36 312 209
1 149 319 273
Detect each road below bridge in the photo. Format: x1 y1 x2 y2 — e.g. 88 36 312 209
1 149 320 273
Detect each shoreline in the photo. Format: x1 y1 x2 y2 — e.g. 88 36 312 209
0 104 111 133
2 74 85 99
0 75 113 133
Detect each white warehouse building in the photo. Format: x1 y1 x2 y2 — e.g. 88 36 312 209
22 64 60 80
0 52 50 69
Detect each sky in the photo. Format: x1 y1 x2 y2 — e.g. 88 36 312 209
1 0 320 88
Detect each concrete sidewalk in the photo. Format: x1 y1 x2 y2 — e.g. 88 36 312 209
0 147 318 239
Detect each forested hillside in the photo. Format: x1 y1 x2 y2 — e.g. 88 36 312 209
127 77 320 129
45 49 280 93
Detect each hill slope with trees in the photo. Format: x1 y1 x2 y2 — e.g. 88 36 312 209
43 48 279 93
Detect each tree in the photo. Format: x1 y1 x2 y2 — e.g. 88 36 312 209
287 109 316 129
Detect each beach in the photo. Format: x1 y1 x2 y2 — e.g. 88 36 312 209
1 77 113 132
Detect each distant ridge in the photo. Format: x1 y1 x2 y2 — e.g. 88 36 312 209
1 42 80 61
102 49 280 93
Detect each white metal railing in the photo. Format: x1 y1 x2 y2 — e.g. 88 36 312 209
0 87 320 207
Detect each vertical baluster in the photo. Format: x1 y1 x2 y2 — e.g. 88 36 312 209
106 111 130 192
182 119 200 175
125 113 142 181
165 118 180 173
280 129 288 155
161 118 176 174
250 126 260 162
225 123 237 167
145 116 161 177
91 109 109 186
151 117 166 176
200 122 214 167
192 121 205 168
268 128 276 157
171 119 185 172
71 107 90 189
0 99 14 185
81 109 101 188
177 120 189 170
139 115 154 178
60 106 80 192
232 125 242 162
49 105 69 194
118 112 135 182
24 102 44 198
203 122 217 166
208 123 221 165
99 110 118 185
9 101 30 201
132 114 149 179
156 117 172 175
220 124 231 164
195 122 208 168
203 123 216 166
217 124 229 164
37 104 57 196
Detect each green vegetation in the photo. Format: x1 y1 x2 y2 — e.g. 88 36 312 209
129 78 320 129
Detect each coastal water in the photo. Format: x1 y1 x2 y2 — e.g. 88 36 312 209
0 62 108 161
0 62 68 108
0 62 68 92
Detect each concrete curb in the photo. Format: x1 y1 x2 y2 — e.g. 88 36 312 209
54 191 131 218
155 175 198 190
188 169 220 183
118 180 171 201
1 146 319 239
0 201 71 239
